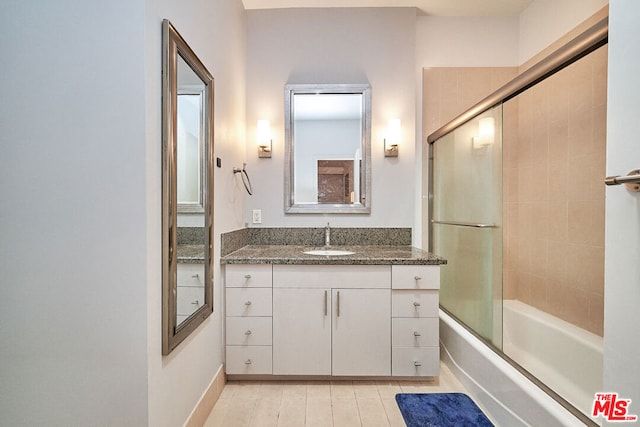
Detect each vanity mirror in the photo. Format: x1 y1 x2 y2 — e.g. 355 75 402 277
162 19 214 355
284 84 371 214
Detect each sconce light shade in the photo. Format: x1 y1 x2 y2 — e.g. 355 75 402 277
257 119 272 158
478 117 495 139
384 118 401 157
472 116 495 150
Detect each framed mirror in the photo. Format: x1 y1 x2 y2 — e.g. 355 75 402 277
162 20 214 355
284 84 371 214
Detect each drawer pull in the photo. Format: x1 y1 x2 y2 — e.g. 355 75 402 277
244 274 252 279
324 290 328 316
245 330 252 335
413 302 421 307
245 359 252 365
413 331 421 337
192 274 200 279
191 300 199 305
414 275 422 281
414 361 422 367
244 301 252 306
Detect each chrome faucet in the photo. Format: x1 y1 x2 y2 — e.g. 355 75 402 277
325 222 331 247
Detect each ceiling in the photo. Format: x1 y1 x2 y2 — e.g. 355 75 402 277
242 0 534 17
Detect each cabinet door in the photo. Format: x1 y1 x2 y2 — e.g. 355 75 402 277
332 289 391 376
273 288 331 375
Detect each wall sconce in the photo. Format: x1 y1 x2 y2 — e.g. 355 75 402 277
472 117 495 150
257 119 272 158
384 118 401 157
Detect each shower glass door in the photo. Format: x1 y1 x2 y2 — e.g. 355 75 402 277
430 106 503 348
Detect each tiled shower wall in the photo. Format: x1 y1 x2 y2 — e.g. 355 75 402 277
503 45 607 336
423 48 607 336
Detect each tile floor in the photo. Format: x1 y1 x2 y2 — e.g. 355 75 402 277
204 362 468 426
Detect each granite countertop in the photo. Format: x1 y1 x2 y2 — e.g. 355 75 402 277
177 244 205 264
220 245 446 265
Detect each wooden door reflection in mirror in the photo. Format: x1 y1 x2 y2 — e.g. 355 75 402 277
317 160 354 204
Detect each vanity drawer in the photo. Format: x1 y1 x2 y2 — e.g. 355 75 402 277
177 264 205 287
226 264 272 288
226 317 272 346
392 265 440 290
392 347 440 377
273 264 390 289
391 290 439 318
226 346 272 375
177 286 206 316
226 288 272 317
392 318 439 347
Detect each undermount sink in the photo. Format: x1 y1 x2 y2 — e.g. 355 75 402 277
303 249 355 256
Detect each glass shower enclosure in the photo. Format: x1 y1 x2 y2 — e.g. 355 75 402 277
430 107 503 348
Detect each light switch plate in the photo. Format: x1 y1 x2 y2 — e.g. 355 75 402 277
252 209 262 224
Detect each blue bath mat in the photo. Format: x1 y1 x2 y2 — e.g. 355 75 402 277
395 393 494 427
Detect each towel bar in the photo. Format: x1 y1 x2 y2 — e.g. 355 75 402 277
604 169 640 192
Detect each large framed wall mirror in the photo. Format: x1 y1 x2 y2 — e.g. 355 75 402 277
284 84 372 214
162 19 214 355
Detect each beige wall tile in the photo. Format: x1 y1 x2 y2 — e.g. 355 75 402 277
548 120 569 166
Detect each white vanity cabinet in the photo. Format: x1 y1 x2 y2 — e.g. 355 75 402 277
176 263 205 325
225 264 273 375
391 265 440 376
272 287 331 375
272 265 391 376
223 262 440 378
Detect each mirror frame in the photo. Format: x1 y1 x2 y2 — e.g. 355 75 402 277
162 19 214 355
284 84 372 214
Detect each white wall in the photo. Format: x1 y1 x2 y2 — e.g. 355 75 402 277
0 1 148 425
245 8 416 229
603 0 640 421
518 0 609 64
145 1 246 426
416 16 519 68
0 0 246 425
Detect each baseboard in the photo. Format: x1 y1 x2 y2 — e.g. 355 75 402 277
184 364 226 427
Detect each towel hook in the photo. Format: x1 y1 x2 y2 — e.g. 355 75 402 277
233 163 253 195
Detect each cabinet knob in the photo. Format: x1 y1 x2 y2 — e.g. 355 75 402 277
245 359 252 365
244 301 252 306
413 302 421 307
414 361 422 367
413 331 421 337
414 276 422 281
245 330 252 335
244 274 252 279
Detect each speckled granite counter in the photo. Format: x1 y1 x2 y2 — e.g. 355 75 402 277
221 245 446 265
177 244 205 264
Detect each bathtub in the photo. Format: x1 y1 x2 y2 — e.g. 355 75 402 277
503 300 603 417
440 304 602 426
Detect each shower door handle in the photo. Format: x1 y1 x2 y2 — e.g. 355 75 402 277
432 220 498 228
605 169 640 192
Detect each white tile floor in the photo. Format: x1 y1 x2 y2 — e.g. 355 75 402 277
204 362 468 426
